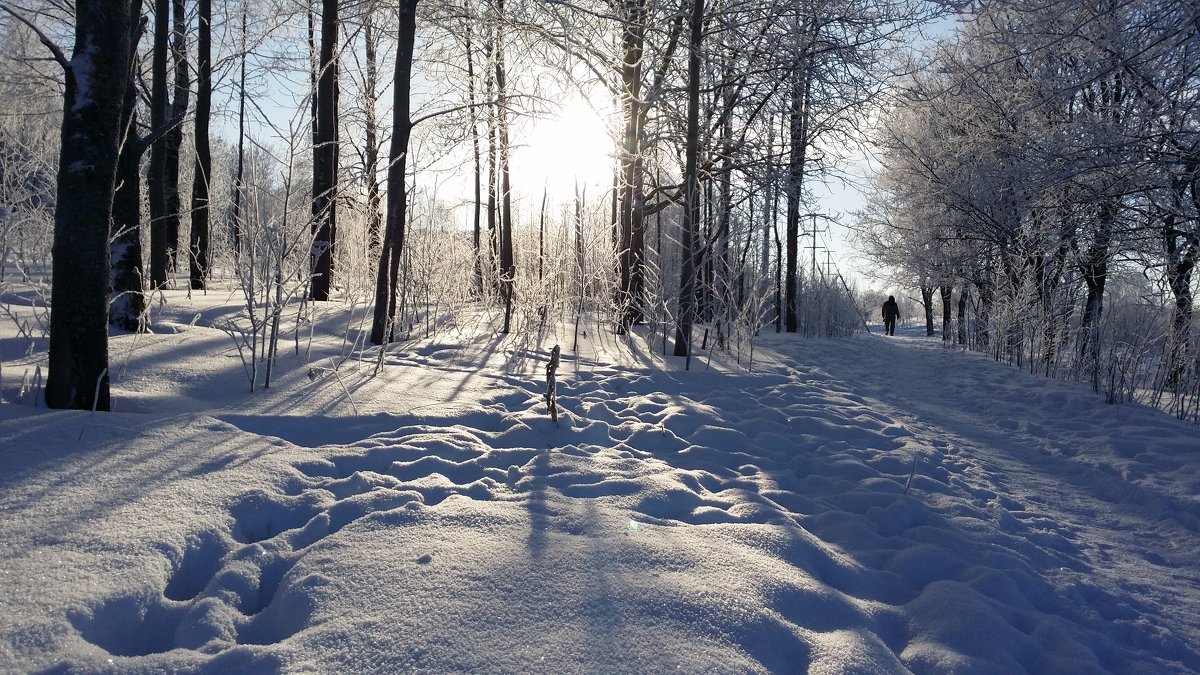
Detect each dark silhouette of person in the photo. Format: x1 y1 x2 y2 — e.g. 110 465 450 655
882 295 900 336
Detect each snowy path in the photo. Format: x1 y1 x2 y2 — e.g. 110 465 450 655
799 334 1200 660
2 320 1198 673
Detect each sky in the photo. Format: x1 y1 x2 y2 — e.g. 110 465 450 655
2 286 1198 672
464 104 875 287
237 40 877 289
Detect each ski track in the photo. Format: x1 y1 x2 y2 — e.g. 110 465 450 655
34 333 1200 672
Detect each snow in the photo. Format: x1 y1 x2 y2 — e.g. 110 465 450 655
68 40 96 116
1 290 1199 673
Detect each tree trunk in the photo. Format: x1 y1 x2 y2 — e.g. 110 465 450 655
716 50 734 340
495 0 515 332
1163 187 1198 389
574 184 586 351
699 179 712 322
148 0 169 288
617 0 645 331
784 60 811 333
311 0 339 301
774 184 782 333
672 0 703 361
110 31 146 332
539 183 547 281
485 39 498 284
369 0 418 345
921 284 934 336
974 276 992 348
189 0 211 290
956 283 968 345
232 4 247 259
761 113 774 291
939 285 952 342
1165 251 1195 389
1078 200 1113 362
163 0 188 273
47 0 137 409
364 11 381 259
465 11 482 296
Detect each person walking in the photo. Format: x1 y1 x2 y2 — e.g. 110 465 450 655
882 295 900 336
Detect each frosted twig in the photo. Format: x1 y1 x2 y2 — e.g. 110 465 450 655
78 367 109 441
327 357 359 417
904 452 919 496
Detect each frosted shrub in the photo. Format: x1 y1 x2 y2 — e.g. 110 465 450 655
216 134 314 391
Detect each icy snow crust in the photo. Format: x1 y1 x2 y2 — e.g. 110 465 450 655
1 293 1198 673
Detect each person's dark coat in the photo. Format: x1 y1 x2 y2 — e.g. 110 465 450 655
882 296 900 335
882 297 900 322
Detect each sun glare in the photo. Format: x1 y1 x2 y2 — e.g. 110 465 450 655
515 98 615 202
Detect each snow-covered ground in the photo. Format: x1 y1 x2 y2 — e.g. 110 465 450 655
1 290 1198 673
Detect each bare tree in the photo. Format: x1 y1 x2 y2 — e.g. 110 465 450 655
110 36 146 331
672 0 702 361
147 0 173 288
1 0 140 408
311 0 339 301
370 0 418 345
189 0 212 290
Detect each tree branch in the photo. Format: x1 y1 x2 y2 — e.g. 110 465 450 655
0 3 71 71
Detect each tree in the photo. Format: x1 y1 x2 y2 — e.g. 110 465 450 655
782 27 812 334
463 4 483 295
189 0 212 290
370 0 418 345
493 0 515 332
148 0 171 288
615 0 646 331
0 19 64 284
672 0 702 361
110 45 146 331
5 0 140 409
362 7 382 260
311 0 339 301
163 0 189 271
863 0 1199 404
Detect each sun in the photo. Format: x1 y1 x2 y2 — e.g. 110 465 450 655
514 96 615 202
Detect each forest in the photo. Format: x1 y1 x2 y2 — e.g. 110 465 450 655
2 2 1199 667
0 0 1196 422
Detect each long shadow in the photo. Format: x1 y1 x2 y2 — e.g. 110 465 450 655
524 450 550 556
0 415 277 560
525 339 1198 671
245 329 513 421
